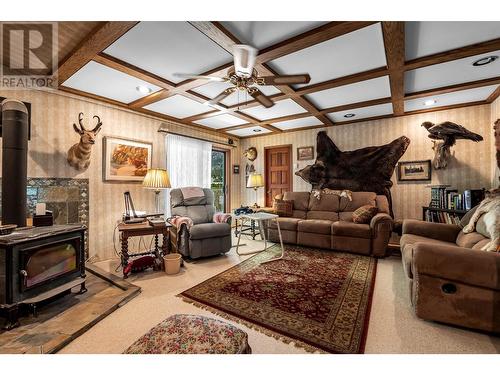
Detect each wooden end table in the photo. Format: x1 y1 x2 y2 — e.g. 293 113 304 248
234 212 284 263
118 222 171 278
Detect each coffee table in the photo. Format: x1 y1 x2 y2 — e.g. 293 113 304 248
234 212 284 263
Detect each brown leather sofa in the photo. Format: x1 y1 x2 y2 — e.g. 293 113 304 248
401 216 500 333
266 191 393 257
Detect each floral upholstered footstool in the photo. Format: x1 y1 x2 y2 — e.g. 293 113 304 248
123 314 251 354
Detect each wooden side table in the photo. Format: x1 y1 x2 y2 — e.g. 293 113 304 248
118 222 171 278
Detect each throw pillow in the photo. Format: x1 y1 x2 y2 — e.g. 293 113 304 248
274 199 293 217
352 205 378 224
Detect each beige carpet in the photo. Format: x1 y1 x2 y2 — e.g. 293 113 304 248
60 236 500 354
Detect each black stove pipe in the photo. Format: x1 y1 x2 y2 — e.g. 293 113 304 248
1 99 28 227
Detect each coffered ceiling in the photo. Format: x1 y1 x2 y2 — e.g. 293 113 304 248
57 21 500 138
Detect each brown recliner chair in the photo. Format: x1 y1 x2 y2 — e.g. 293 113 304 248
401 209 500 333
169 188 231 259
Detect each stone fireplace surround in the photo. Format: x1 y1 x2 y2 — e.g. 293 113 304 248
0 177 89 256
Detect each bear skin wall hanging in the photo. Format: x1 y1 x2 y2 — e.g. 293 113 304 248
296 131 410 217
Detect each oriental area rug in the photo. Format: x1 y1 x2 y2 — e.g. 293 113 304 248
179 245 377 354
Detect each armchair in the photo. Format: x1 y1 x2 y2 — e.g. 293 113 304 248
169 188 232 259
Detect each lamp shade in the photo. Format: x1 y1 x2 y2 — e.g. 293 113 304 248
247 173 264 188
142 168 171 189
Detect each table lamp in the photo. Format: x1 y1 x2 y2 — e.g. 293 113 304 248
247 173 264 208
143 168 171 214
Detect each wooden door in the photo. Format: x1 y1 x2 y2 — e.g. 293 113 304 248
265 145 292 207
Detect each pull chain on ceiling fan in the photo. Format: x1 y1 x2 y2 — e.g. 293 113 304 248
174 44 311 108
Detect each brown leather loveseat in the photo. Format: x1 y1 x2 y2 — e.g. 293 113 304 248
266 191 393 257
401 214 500 333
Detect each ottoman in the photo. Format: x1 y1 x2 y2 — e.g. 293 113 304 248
124 314 251 354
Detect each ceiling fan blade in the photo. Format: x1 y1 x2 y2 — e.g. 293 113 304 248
259 74 311 85
250 89 274 108
207 88 234 106
232 44 257 78
173 73 227 82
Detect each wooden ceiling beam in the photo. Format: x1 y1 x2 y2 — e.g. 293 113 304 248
94 52 176 90
405 76 500 100
255 21 378 64
404 38 500 71
295 67 389 96
59 86 235 139
487 85 500 103
382 22 405 115
57 22 138 84
188 21 239 52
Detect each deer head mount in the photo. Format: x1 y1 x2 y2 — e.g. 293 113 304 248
67 112 102 171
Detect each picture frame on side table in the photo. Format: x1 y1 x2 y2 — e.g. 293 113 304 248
103 136 153 181
297 146 314 160
397 160 432 182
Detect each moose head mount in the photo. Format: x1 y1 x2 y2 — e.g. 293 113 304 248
67 112 102 171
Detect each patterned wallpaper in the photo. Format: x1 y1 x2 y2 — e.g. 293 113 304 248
491 96 500 187
240 104 494 221
0 89 241 261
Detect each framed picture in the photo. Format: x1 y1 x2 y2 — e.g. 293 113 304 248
233 164 240 174
297 146 314 160
103 136 152 181
397 160 432 182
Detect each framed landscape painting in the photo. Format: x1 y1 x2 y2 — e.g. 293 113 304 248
103 136 152 181
397 160 432 182
297 146 314 160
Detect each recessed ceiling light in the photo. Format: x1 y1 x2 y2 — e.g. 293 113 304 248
424 99 436 106
472 55 498 67
253 129 262 132
343 113 355 118
136 85 152 94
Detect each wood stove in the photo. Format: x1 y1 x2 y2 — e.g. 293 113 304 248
0 224 86 330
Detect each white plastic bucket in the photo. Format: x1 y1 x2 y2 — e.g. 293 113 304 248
163 253 182 275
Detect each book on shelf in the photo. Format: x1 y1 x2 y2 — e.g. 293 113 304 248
423 186 485 223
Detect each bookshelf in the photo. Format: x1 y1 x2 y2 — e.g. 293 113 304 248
423 185 485 224
422 206 468 224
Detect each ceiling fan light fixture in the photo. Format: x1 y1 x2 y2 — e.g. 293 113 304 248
136 85 152 94
472 55 498 67
424 99 437 106
344 113 355 118
232 44 258 78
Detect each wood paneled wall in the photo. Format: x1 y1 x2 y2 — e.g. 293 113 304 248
240 105 494 220
0 89 241 260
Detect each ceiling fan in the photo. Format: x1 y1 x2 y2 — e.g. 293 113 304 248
174 45 311 108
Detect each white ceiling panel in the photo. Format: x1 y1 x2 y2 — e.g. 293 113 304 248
405 50 500 93
62 61 161 103
104 22 232 84
404 85 497 112
194 114 248 129
220 21 327 50
306 76 391 109
406 22 500 60
226 126 271 137
327 103 393 123
267 23 387 87
143 94 212 119
240 99 307 120
273 116 323 130
192 81 281 106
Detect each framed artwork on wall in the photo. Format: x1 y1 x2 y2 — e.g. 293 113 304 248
233 165 240 174
297 146 314 160
397 160 432 182
103 136 152 181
